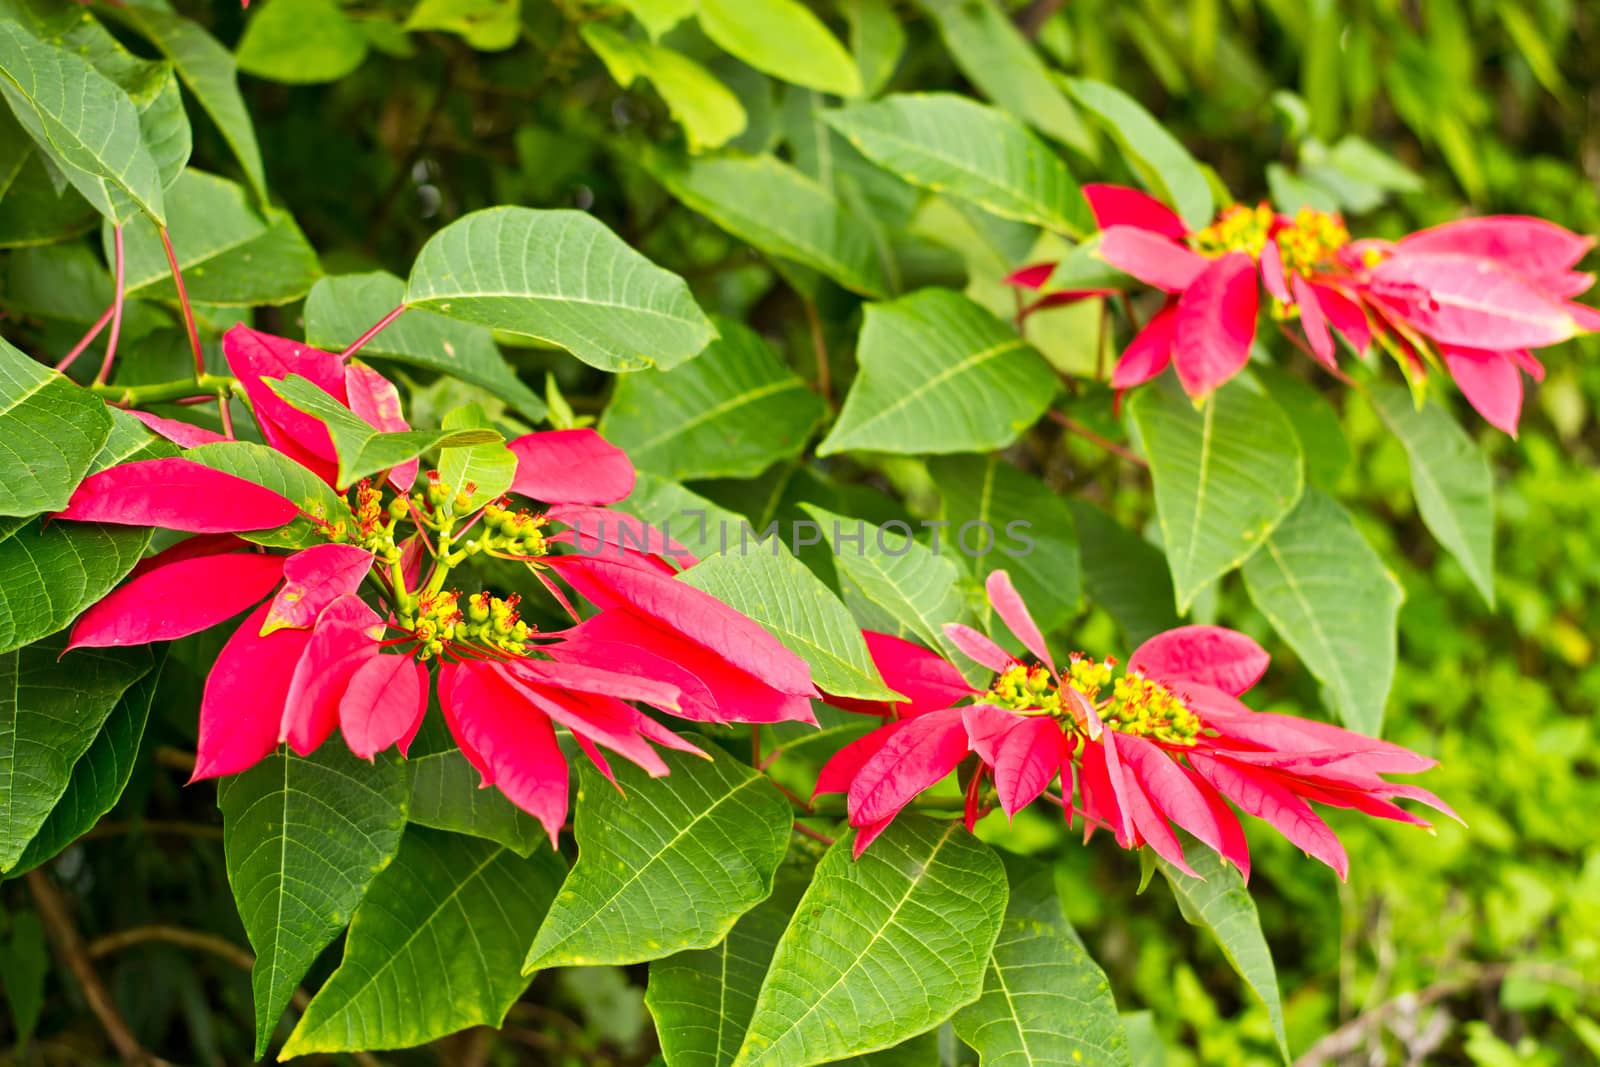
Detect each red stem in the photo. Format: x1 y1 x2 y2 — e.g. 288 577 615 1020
92 226 126 387
339 305 408 360
55 304 114 373
159 227 205 380
217 389 236 440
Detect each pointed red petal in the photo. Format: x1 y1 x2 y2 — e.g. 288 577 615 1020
815 722 903 796
1174 252 1259 398
854 631 975 717
1371 253 1579 348
68 547 283 649
263 543 374 633
507 429 636 505
344 362 418 492
961 703 1017 766
1111 300 1177 390
280 594 383 754
125 410 227 448
1290 273 1337 369
545 504 698 570
340 654 428 760
989 717 1064 816
1441 346 1522 437
504 656 683 713
223 324 346 464
1082 184 1189 238
1006 263 1057 290
1118 734 1239 869
1258 239 1291 303
942 622 1014 674
1311 283 1372 356
1097 226 1209 292
985 571 1054 675
55 458 300 533
494 665 671 777
1398 216 1593 276
847 707 970 826
441 661 568 842
1129 625 1269 696
192 603 314 780
1189 752 1349 879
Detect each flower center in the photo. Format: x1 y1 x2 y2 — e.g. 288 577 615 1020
1192 203 1274 259
1274 206 1350 276
984 655 1202 745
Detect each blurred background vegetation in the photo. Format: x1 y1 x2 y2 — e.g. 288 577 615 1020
2 0 1598 1064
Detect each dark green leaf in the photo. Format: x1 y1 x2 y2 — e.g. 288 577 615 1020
0 335 113 517
406 748 547 857
1065 501 1180 648
0 519 149 656
0 910 46 1050
1253 366 1350 493
186 441 352 550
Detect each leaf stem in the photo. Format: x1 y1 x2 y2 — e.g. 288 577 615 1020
338 304 409 359
803 298 833 409
159 226 206 381
90 373 237 407
1047 408 1149 468
792 822 835 846
92 225 127 387
56 303 115 373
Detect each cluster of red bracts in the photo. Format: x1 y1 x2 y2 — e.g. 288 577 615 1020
818 572 1453 877
1012 184 1598 435
54 325 816 843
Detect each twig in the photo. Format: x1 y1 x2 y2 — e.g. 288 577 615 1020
803 298 833 409
93 225 126 387
83 819 223 842
153 746 197 774
1048 409 1149 467
25 870 149 1066
158 227 205 381
57 303 115 373
792 822 835 846
338 304 408 359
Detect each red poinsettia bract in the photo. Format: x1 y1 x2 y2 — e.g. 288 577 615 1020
817 572 1453 876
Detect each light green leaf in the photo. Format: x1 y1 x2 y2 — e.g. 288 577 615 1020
0 637 152 872
1253 365 1350 493
953 855 1131 1067
825 94 1089 235
218 746 408 1058
113 169 319 306
732 818 1007 1067
844 0 904 98
235 0 369 84
583 24 746 152
819 289 1055 456
1155 846 1289 1064
1242 489 1402 735
1065 501 1179 648
0 335 113 517
437 403 515 509
405 747 547 857
405 206 716 372
270 375 500 491
0 519 149 656
603 315 822 481
523 742 791 971
405 0 522 51
621 0 696 39
681 548 896 701
185 440 351 550
1066 78 1214 230
281 829 565 1056
912 0 1094 155
932 454 1080 635
698 0 861 97
123 63 190 190
305 272 545 421
0 19 164 224
647 152 890 299
1129 376 1304 612
1369 383 1494 607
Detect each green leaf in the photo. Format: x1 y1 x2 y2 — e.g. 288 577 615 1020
437 403 516 509
235 0 368 84
0 638 152 872
646 152 890 299
621 0 696 39
697 0 861 97
603 315 823 482
1242 489 1402 736
218 746 408 1058
0 148 97 247
0 910 46 1051
270 375 501 491
732 818 1007 1067
819 290 1055 456
0 335 113 517
1155 846 1290 1064
912 0 1094 156
681 548 897 701
953 855 1131 1067
0 520 149 657
113 169 319 306
304 272 545 422
406 748 547 857
1253 365 1350 493
0 19 164 224
281 828 565 1056
1368 383 1495 608
108 4 268 202
8 652 163 877
405 206 716 372
185 440 351 550
523 742 791 971
843 0 904 99
583 24 746 152
616 470 748 562
1129 377 1304 612
120 62 190 191
1065 501 1180 648
932 454 1081 635
1065 78 1214 230
405 0 522 51
825 94 1089 236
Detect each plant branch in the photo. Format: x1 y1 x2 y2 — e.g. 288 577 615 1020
93 225 127 387
339 304 408 359
158 227 206 381
803 298 833 409
1047 409 1148 467
58 303 115 374
90 373 237 407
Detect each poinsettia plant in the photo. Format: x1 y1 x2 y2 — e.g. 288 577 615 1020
0 0 1595 1064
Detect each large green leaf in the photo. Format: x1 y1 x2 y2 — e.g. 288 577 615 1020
0 519 149 656
681 547 897 701
647 152 890 299
113 169 319 306
0 148 97 248
824 94 1089 235
953 856 1131 1067
405 206 716 372
0 638 152 872
405 0 521 51
1129 377 1304 613
1065 78 1214 230
617 471 748 562
270 375 500 490
218 746 409 1057
844 0 905 99
819 290 1055 456
523 742 791 971
603 316 823 482
235 0 368 84
1155 846 1290 1064
732 818 1007 1067
437 403 516 509
0 335 113 517
8 653 163 877
931 454 1081 635
1066 501 1180 648
0 19 164 224
1369 384 1495 607
1254 365 1351 493
1242 489 1402 736
406 748 547 858
304 272 546 421
698 0 861 97
583 24 746 151
185 441 352 550
280 829 565 1056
